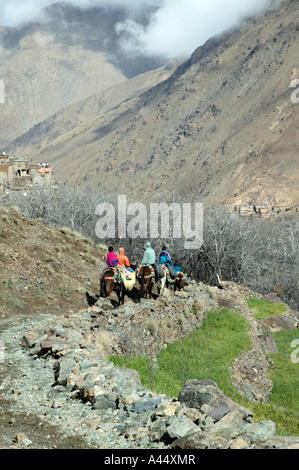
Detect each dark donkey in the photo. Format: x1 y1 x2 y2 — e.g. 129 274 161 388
100 268 126 306
137 264 155 299
173 272 185 293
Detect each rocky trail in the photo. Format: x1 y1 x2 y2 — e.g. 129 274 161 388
0 280 298 451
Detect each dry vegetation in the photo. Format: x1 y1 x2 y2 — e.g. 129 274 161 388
0 206 106 318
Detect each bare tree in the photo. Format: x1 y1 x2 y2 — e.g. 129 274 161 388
3 188 298 308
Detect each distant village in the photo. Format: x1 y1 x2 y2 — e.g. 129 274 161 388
231 203 299 218
0 152 53 194
0 151 298 218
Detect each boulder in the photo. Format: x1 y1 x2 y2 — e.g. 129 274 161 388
54 357 77 385
261 436 299 450
130 398 162 414
92 392 119 410
40 339 67 350
163 415 199 444
240 420 276 444
170 431 221 450
262 316 298 331
106 367 142 390
22 330 40 349
206 406 231 422
178 379 253 421
259 334 279 353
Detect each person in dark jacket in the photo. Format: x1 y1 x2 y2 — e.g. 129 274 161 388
159 246 172 267
159 246 183 278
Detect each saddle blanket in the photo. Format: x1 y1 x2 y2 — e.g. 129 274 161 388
121 271 136 291
100 266 136 291
160 265 188 284
136 264 156 280
100 266 118 279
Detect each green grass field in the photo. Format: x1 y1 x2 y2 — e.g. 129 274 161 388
250 328 299 436
111 309 251 398
247 298 288 320
110 299 299 436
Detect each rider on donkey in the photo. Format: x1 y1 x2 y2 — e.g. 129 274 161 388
106 246 120 268
141 241 156 266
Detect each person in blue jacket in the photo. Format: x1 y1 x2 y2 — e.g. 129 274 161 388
159 246 172 267
159 246 182 275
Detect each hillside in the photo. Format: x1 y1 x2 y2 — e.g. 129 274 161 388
0 247 298 449
0 206 298 449
0 206 107 318
7 60 181 164
7 0 299 209
0 2 165 147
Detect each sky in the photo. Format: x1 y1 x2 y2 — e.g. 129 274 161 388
0 0 273 58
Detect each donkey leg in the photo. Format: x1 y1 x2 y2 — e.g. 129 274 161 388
160 276 166 296
115 284 123 307
100 277 106 298
120 284 126 305
149 282 153 299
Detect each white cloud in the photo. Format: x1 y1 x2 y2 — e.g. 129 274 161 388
117 0 272 59
0 0 161 25
0 0 273 58
0 0 51 26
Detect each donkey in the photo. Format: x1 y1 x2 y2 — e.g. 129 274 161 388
100 268 126 306
137 264 155 299
154 265 167 296
173 272 185 293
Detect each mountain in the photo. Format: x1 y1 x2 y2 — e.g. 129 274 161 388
0 205 107 318
4 0 299 209
7 60 181 169
0 2 166 147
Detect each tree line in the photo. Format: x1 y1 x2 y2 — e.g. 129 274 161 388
4 186 299 310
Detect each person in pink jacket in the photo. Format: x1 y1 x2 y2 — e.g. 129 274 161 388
106 246 119 267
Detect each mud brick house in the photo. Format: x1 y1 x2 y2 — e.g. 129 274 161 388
0 152 52 192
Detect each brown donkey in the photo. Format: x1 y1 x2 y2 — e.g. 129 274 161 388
100 268 126 306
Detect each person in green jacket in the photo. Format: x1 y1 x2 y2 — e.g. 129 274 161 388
141 241 156 265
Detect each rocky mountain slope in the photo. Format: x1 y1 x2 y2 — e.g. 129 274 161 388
7 60 180 168
7 0 299 209
0 2 165 147
0 206 107 318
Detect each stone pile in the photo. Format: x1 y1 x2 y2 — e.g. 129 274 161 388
6 281 295 449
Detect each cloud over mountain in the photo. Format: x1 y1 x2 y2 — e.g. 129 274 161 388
1 0 273 58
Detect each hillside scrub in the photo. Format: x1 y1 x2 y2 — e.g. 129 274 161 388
0 205 107 317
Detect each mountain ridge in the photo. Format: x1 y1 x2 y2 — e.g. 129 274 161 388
3 0 299 209
0 2 166 147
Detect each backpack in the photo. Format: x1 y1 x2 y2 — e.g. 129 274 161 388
110 258 119 267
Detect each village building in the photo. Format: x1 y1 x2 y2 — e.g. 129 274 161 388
0 152 52 192
233 202 298 218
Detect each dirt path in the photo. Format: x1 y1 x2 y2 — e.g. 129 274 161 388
0 312 95 449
